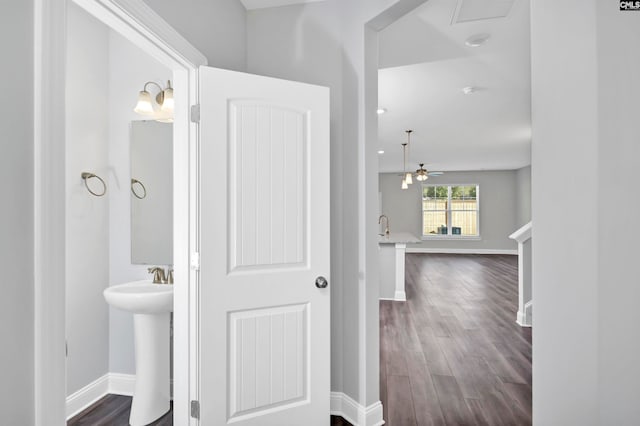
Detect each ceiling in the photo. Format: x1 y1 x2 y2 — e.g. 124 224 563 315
240 0 325 10
377 0 531 174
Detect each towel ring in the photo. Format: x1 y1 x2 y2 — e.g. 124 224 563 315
81 172 107 197
131 178 147 199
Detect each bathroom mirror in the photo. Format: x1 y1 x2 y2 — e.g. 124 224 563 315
130 121 173 265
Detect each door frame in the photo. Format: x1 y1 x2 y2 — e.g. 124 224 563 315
34 0 206 424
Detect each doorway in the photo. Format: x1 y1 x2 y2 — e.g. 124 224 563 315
373 0 533 423
34 0 204 423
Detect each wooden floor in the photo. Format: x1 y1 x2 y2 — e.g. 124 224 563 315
68 394 351 425
380 254 532 426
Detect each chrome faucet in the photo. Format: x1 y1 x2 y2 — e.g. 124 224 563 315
148 267 167 284
378 215 390 237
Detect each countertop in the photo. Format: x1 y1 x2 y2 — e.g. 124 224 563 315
378 232 421 244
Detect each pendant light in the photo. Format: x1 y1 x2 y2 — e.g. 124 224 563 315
404 130 413 185
401 142 409 189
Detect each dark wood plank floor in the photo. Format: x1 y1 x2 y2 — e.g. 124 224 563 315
68 394 352 425
67 394 172 425
380 254 532 426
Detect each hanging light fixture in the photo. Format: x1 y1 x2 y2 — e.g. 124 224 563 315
404 130 413 185
401 142 409 189
415 163 429 181
134 80 174 123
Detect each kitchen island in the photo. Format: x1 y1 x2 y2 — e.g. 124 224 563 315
378 232 421 301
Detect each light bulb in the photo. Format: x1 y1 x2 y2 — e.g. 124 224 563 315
134 91 154 115
405 172 413 185
161 87 174 113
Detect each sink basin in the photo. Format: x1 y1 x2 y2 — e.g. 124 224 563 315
103 280 173 314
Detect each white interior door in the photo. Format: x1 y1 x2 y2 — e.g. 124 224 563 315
198 67 330 425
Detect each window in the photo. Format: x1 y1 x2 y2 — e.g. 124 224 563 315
422 184 479 238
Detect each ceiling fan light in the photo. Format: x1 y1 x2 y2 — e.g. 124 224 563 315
405 172 413 185
417 174 428 181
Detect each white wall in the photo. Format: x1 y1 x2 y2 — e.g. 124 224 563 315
0 1 34 424
65 3 111 396
531 0 640 424
596 3 640 422
143 0 247 71
515 165 531 228
379 171 518 251
531 1 598 423
108 30 172 375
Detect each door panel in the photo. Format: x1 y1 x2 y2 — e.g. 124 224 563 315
198 66 330 426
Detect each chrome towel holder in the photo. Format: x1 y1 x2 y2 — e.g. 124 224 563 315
81 172 107 197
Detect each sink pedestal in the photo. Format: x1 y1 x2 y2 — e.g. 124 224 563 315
103 280 173 426
130 312 170 426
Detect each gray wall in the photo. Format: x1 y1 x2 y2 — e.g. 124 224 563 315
0 2 34 424
515 165 531 228
531 0 640 423
379 171 518 251
65 3 110 396
143 0 247 71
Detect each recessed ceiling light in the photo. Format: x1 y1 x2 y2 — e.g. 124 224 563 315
465 33 491 47
378 150 385 154
462 86 478 95
377 108 387 114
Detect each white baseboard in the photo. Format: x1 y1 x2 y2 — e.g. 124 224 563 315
331 392 385 426
393 290 406 301
66 373 137 420
517 301 533 327
66 374 110 419
109 372 136 396
406 248 518 255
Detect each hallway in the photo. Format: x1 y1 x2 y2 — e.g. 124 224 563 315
380 254 532 426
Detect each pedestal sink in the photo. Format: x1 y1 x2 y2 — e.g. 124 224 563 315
104 280 173 426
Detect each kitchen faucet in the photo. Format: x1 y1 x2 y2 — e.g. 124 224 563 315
378 215 390 237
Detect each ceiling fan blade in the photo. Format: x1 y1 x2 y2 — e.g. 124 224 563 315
427 171 444 176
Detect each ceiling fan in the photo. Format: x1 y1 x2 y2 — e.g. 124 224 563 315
398 130 444 188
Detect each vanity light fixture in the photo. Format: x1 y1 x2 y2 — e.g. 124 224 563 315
134 80 174 123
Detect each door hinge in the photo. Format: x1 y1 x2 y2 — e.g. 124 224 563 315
190 104 200 123
191 252 200 271
190 400 200 419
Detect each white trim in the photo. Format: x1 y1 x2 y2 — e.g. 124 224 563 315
66 374 110 419
393 290 407 301
379 297 404 302
35 1 204 424
108 373 137 396
421 235 482 241
517 301 533 327
509 221 532 243
330 392 385 426
34 0 68 424
406 248 518 255
66 373 175 420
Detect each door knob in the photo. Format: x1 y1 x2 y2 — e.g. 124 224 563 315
315 276 328 289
